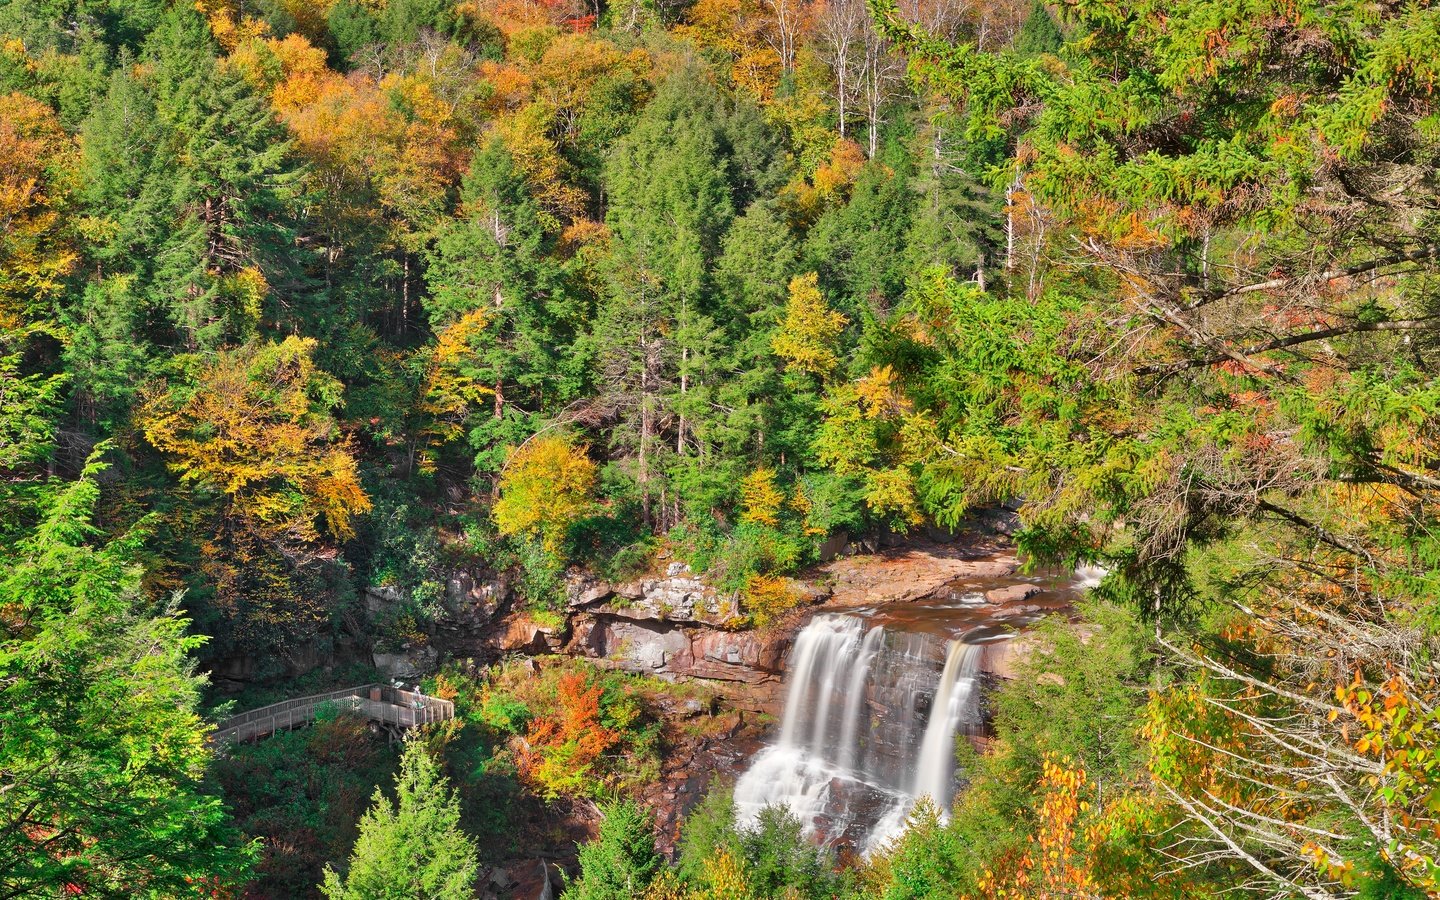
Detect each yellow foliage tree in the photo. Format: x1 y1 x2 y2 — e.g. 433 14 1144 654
493 433 597 553
739 467 785 527
743 573 802 627
417 308 494 465
0 92 76 329
700 849 754 900
139 336 371 544
771 272 848 377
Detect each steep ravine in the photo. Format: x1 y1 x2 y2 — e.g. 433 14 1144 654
211 533 1090 898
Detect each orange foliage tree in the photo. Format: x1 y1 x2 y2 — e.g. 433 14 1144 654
970 756 1101 900
516 670 621 799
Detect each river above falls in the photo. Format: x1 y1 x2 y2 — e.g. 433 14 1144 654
731 553 1102 855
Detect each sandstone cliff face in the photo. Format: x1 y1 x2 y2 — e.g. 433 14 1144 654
209 537 1053 696
560 565 796 707
467 542 1042 695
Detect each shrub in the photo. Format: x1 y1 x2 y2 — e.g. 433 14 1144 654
741 573 802 627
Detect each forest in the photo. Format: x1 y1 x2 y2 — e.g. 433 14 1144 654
2 0 1439 896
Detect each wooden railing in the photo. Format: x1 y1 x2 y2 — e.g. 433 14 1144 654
211 684 455 745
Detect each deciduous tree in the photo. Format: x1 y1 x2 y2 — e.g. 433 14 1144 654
493 432 597 553
139 336 371 545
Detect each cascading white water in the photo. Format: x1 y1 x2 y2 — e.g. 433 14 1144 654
913 640 983 805
730 562 1102 853
1074 563 1108 589
732 613 986 854
863 639 983 854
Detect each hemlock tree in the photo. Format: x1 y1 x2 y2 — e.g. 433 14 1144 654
561 799 662 900
0 452 254 897
424 137 577 474
594 69 737 525
320 737 478 900
873 0 1440 892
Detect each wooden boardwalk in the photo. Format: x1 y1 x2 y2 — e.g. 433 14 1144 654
211 684 454 744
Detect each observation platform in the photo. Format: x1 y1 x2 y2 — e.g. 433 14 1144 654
211 683 454 744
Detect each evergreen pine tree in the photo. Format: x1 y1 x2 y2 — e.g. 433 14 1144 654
1012 0 1064 57
145 5 306 347
320 737 478 900
562 799 662 900
0 452 255 897
595 69 738 523
424 137 577 472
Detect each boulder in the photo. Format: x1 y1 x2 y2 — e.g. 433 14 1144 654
984 583 1042 605
574 614 791 687
682 630 789 684
566 576 614 609
443 570 508 622
818 530 848 562
363 585 404 615
498 617 555 654
583 618 689 670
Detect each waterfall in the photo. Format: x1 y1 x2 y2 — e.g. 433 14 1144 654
732 614 986 854
912 640 983 806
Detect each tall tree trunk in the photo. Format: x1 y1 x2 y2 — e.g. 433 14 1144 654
494 285 505 420
678 346 688 454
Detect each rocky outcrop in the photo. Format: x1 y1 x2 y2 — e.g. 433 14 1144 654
821 541 1019 606
439 570 509 629
555 563 801 695
496 615 566 654
570 616 791 689
373 644 439 682
569 564 740 627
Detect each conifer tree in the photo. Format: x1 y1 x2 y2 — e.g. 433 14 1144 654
594 69 738 523
320 737 478 900
143 5 305 347
562 799 662 900
424 137 577 471
1011 0 1063 58
0 452 254 897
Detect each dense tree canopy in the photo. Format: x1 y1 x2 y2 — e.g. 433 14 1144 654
5 0 1438 895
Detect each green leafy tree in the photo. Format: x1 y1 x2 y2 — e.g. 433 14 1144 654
676 787 741 884
321 736 478 900
876 800 965 900
596 74 785 520
875 0 1440 891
